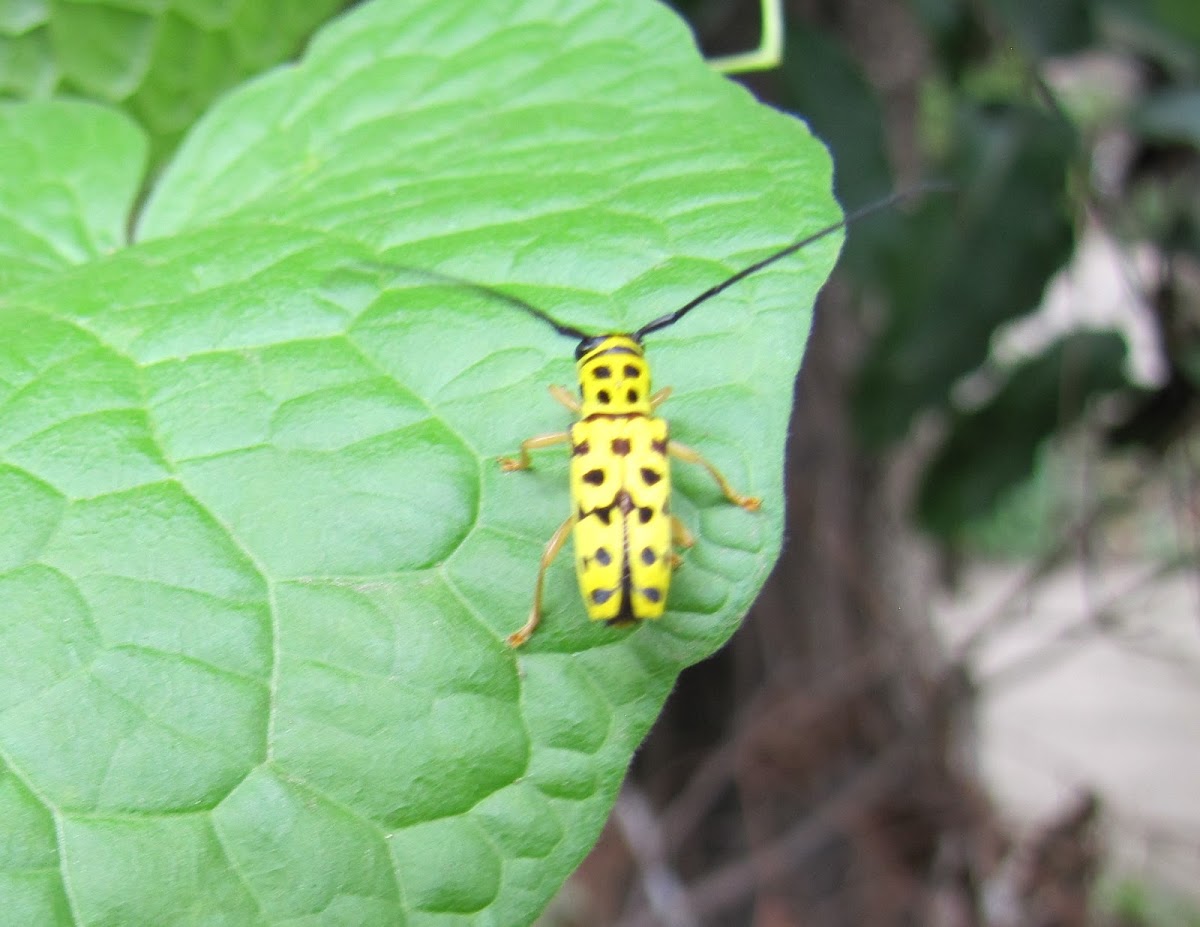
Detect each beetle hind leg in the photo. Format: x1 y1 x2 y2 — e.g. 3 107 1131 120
508 513 576 647
670 515 695 549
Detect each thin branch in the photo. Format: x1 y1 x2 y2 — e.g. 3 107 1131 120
614 785 700 927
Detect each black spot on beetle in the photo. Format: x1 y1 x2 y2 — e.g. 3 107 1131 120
595 547 612 566
627 389 639 403
640 467 661 486
597 389 611 404
641 547 656 565
638 506 654 524
642 587 662 603
572 440 590 456
623 364 639 378
583 468 605 485
594 365 612 379
592 588 614 604
611 438 631 456
651 438 668 455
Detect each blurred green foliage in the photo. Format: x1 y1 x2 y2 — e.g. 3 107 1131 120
715 0 1200 546
1100 876 1200 927
0 0 345 165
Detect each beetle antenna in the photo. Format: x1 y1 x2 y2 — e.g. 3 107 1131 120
634 185 948 340
362 260 591 341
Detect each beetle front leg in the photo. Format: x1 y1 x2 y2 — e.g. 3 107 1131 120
668 440 761 511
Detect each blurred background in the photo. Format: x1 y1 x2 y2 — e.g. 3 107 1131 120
543 0 1200 924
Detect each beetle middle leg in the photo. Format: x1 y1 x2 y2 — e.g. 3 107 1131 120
498 431 570 472
668 440 761 511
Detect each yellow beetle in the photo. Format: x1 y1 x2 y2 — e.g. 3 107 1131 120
499 330 760 646
494 209 861 646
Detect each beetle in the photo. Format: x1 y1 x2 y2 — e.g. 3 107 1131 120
493 207 864 647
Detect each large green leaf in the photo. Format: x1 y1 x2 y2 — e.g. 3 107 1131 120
0 1 840 923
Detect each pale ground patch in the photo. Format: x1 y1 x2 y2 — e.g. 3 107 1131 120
934 562 1200 900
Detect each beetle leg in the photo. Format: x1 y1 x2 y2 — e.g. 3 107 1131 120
508 514 577 647
668 440 761 511
665 517 693 569
649 387 672 409
499 431 570 472
670 515 695 550
549 384 581 412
